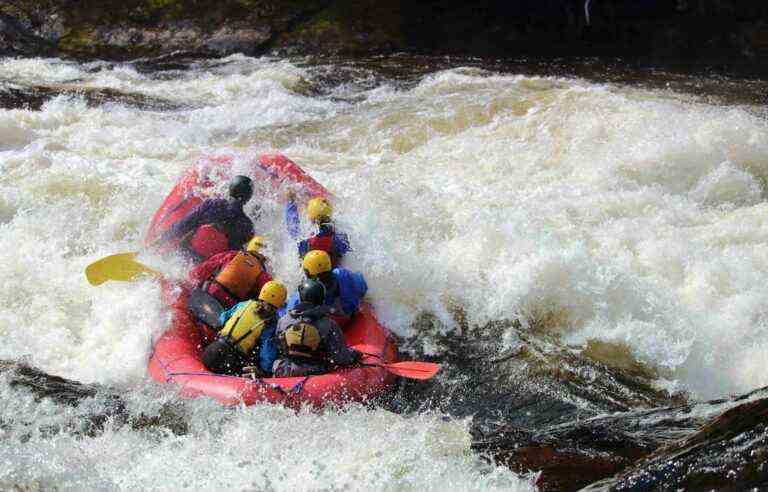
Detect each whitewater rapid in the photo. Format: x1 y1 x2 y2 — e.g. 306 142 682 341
1 54 768 489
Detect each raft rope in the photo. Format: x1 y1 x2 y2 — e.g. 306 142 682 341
250 375 311 398
164 371 310 397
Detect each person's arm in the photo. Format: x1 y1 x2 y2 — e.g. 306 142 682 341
257 324 278 374
218 301 246 327
285 197 301 239
161 200 213 243
228 215 255 251
335 269 368 315
324 320 360 366
278 292 299 319
297 239 309 258
333 231 351 258
188 251 233 285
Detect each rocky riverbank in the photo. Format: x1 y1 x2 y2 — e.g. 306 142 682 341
2 1 768 74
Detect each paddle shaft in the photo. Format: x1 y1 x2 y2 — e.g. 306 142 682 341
357 351 441 380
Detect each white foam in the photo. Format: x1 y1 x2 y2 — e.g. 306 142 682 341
0 386 534 491
277 69 768 399
3 56 768 488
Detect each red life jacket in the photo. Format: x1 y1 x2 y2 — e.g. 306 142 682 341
308 233 342 267
187 224 229 260
308 233 334 255
205 281 239 309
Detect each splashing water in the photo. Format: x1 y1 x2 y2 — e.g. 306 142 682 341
1 54 768 489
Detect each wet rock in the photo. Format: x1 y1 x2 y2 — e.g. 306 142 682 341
1 0 332 60
475 401 700 491
0 83 184 111
62 20 275 59
474 385 768 491
387 310 768 491
390 314 684 429
1 359 100 405
0 12 56 57
204 24 272 55
582 389 768 491
271 0 406 55
0 359 188 438
2 1 768 73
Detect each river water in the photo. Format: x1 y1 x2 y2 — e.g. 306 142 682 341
1 54 768 490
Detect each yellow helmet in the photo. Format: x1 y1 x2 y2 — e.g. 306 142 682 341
306 197 332 223
302 250 332 277
246 235 267 253
258 280 287 308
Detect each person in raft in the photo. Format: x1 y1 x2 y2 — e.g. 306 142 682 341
201 280 287 376
188 235 273 309
286 193 350 267
160 175 255 263
283 250 368 327
272 279 361 377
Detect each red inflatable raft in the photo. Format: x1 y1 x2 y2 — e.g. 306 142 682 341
147 153 397 408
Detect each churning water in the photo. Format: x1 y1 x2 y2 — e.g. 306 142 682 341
1 54 767 490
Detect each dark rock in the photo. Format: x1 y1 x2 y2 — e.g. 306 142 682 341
0 83 184 111
204 24 272 55
0 12 56 57
381 312 684 491
581 389 768 491
475 385 768 491
1 0 768 72
271 0 405 55
1 0 332 60
0 359 188 438
382 308 768 491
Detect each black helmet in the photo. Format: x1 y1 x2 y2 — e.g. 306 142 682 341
298 279 326 306
229 175 253 203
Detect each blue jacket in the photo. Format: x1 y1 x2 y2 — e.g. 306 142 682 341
285 199 350 259
218 302 278 374
162 197 254 250
282 268 368 317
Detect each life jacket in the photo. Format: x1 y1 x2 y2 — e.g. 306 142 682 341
279 319 322 361
188 224 230 260
204 282 239 309
308 233 334 256
213 251 264 300
219 300 270 355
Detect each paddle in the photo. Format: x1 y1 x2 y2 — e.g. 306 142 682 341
187 288 224 329
355 346 441 380
364 360 441 380
85 252 161 286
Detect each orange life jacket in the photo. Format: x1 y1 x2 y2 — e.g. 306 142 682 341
213 251 264 300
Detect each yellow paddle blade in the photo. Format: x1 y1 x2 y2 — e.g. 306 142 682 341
85 252 161 286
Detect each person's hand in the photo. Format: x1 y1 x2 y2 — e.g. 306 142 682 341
242 366 266 378
351 349 363 364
